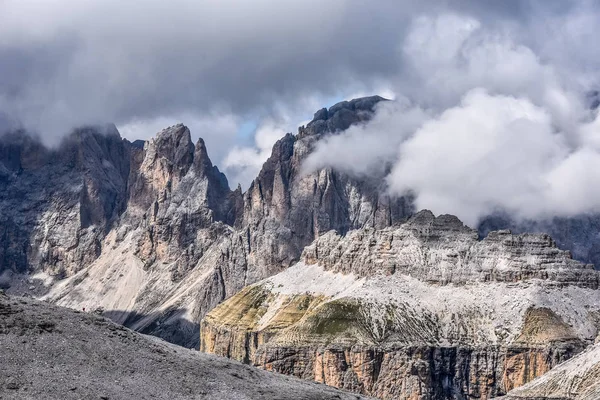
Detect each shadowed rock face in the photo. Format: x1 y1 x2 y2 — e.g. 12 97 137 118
0 126 132 277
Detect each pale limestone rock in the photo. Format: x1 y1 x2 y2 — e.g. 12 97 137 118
499 341 600 399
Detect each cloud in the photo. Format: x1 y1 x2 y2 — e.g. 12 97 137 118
221 95 329 188
388 89 573 225
302 99 429 177
0 0 402 144
222 119 288 189
303 8 600 226
0 1 579 137
1 0 598 197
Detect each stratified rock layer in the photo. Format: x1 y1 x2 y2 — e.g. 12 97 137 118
201 212 600 399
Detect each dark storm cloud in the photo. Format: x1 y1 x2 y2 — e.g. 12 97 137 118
0 0 584 140
2 0 599 198
0 0 396 140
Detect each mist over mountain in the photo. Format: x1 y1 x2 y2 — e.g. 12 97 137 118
3 1 600 222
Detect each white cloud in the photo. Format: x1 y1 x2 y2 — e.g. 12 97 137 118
223 119 287 189
0 0 393 143
303 11 600 226
387 89 572 225
302 99 429 177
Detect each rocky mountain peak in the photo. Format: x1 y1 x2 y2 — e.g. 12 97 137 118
239 96 411 275
328 95 386 115
404 209 472 236
145 123 195 177
246 133 295 208
127 124 194 211
192 137 210 171
192 137 229 189
300 95 387 137
190 136 238 225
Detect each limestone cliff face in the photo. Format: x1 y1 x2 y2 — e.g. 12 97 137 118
201 212 600 399
499 339 600 400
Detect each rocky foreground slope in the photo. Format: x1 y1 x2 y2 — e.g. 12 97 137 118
0 291 368 400
201 211 600 399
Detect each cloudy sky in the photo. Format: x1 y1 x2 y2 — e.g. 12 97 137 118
2 0 600 225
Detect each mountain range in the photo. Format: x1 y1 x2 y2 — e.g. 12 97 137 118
1 96 600 399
